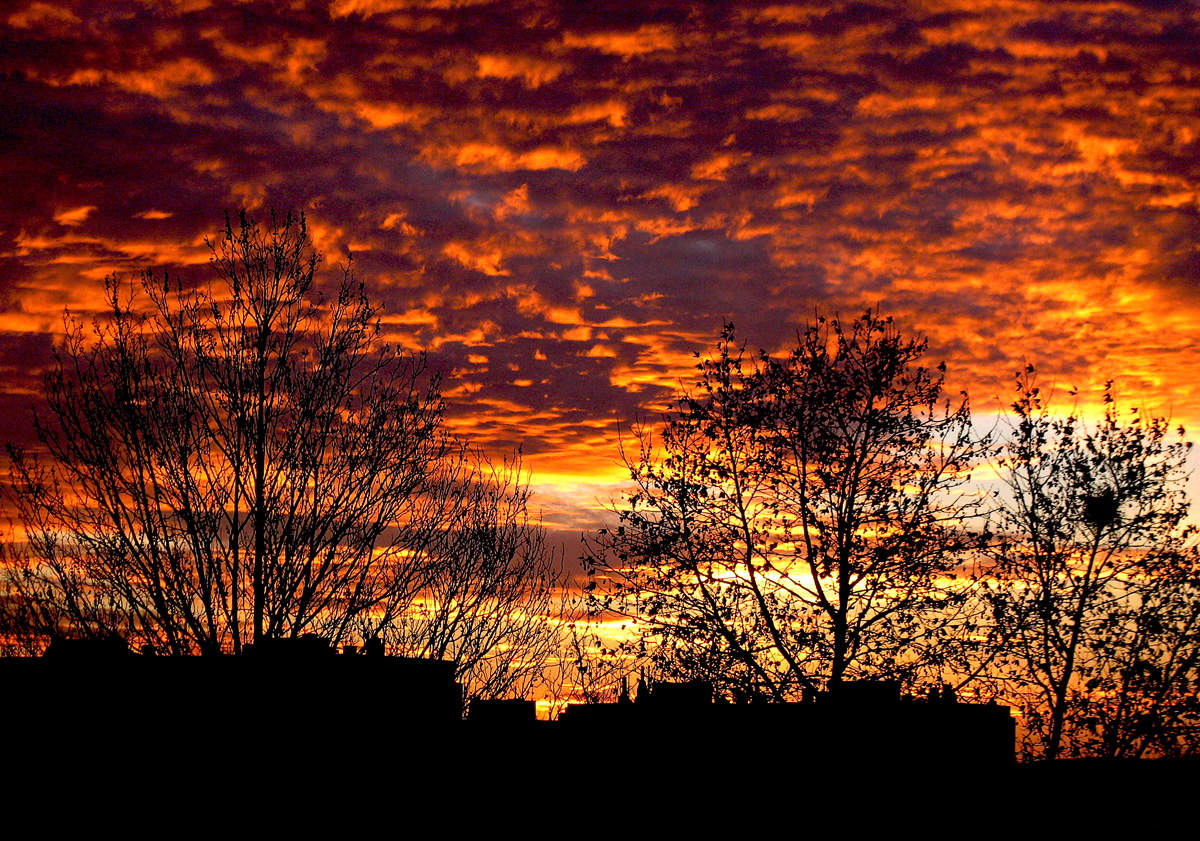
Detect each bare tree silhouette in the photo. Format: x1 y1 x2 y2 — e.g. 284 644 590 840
2 212 565 687
380 450 577 701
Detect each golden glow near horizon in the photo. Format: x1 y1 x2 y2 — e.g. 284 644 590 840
2 0 1198 541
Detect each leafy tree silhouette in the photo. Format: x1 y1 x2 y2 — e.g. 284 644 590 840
586 312 986 700
979 369 1200 759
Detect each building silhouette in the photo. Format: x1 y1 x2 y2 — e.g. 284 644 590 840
559 677 1016 767
3 637 1016 781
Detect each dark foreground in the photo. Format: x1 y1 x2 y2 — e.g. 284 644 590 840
3 640 1193 812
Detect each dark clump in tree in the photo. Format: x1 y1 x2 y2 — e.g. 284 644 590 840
586 313 985 701
2 212 567 698
979 369 1200 759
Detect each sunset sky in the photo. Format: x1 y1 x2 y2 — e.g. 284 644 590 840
3 0 1198 537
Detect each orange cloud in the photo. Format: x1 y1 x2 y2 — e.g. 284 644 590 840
560 24 680 58
52 206 96 227
7 2 79 29
476 54 568 88
423 141 586 173
66 58 217 98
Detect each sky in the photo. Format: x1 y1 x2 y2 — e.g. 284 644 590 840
2 0 1199 537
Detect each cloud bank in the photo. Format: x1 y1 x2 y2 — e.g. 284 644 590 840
3 0 1198 527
